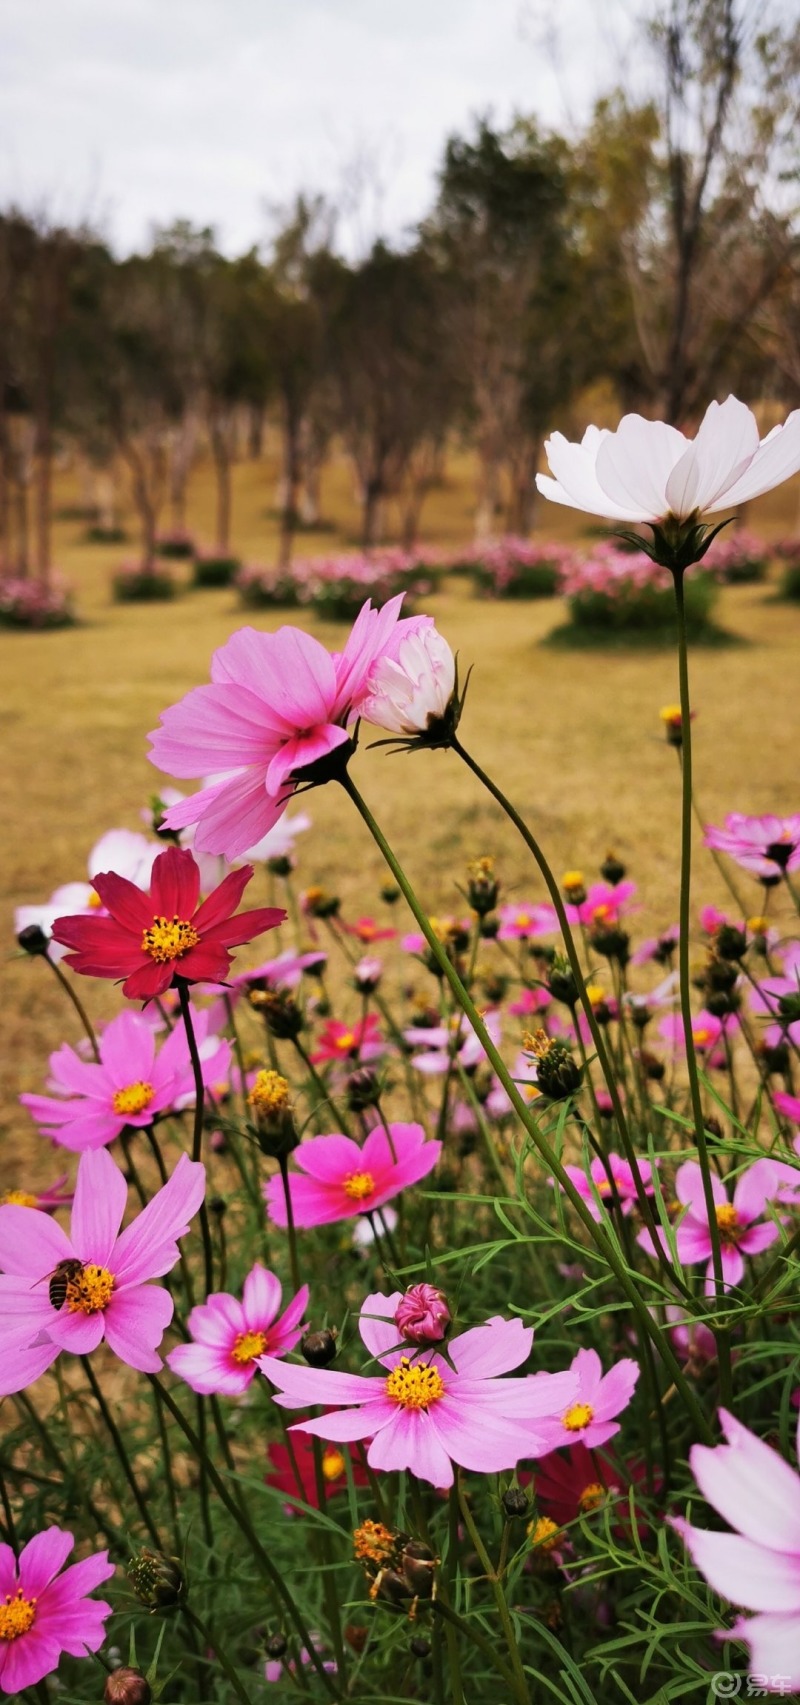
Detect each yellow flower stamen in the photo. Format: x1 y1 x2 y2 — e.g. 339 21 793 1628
561 1401 595 1432
334 1031 357 1052
141 915 200 964
248 1070 291 1115
527 1516 561 1552
87 890 103 909
578 1482 607 1513
231 1329 268 1366
747 915 769 934
0 1190 38 1207
353 1520 396 1565
67 1264 115 1315
660 704 682 724
385 1357 445 1411
112 1080 155 1117
342 1171 375 1202
322 1447 347 1482
0 1590 37 1640
715 1203 741 1245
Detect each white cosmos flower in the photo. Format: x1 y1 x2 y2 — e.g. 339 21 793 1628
535 396 800 524
362 627 456 736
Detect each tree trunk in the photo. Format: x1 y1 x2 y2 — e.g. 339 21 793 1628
34 416 52 584
15 474 29 577
362 477 383 549
247 404 265 459
278 411 302 569
211 434 232 552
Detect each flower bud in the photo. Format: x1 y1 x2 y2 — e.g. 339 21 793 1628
562 870 586 905
704 955 739 993
104 1670 152 1705
778 992 800 1024
380 883 401 905
548 961 578 1007
266 854 292 878
639 1049 665 1082
479 913 499 938
127 1549 185 1613
501 1486 530 1520
301 885 341 919
715 924 747 962
589 924 630 967
761 1039 789 1074
346 1066 380 1112
409 1635 431 1659
600 851 626 886
353 955 383 994
394 1283 451 1346
705 988 740 1018
466 857 499 916
17 924 50 956
250 989 303 1040
301 1327 338 1367
264 1633 288 1661
247 1070 299 1157
363 626 458 744
660 704 686 747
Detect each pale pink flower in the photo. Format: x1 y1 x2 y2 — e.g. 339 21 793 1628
361 623 456 736
0 1148 205 1391
259 1292 578 1490
637 1159 782 1293
704 813 800 880
532 1348 639 1451
148 597 425 857
536 396 800 524
559 1152 657 1221
264 1123 441 1228
404 1010 501 1075
497 902 558 942
20 1006 230 1151
0 1527 114 1694
167 1264 308 1395
672 1407 800 1688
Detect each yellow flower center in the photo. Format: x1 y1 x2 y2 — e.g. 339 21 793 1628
561 1401 595 1432
693 1025 713 1046
112 1080 155 1117
141 915 200 964
343 1170 375 1202
87 890 104 909
353 1520 396 1565
578 1482 607 1513
385 1357 445 1411
527 1516 561 1552
715 1203 741 1244
562 871 584 891
514 911 532 928
67 1264 115 1314
0 1590 37 1641
334 1031 357 1052
585 984 607 1007
747 916 769 935
231 1329 268 1366
248 1070 291 1115
592 903 613 924
0 1190 38 1207
660 704 682 724
322 1447 347 1482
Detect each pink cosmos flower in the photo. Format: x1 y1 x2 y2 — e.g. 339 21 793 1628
167 1264 309 1395
673 1407 800 1688
658 1008 728 1055
259 1291 578 1490
532 1348 639 1452
536 396 800 523
664 1307 717 1373
404 1010 501 1076
775 1091 800 1128
311 1015 384 1065
20 1006 230 1151
0 1177 72 1212
0 1147 205 1392
360 623 456 736
568 880 638 930
230 948 328 998
497 902 558 942
559 1153 657 1221
637 1159 782 1293
631 926 679 966
264 1123 441 1228
704 813 800 881
51 846 284 1001
0 1527 114 1695
508 987 551 1018
148 596 425 858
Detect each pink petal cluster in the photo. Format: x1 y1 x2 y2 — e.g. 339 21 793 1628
148 596 427 857
497 902 557 942
532 1348 639 1452
0 1527 114 1695
264 1123 441 1228
20 1006 230 1151
559 1153 657 1221
394 1284 451 1345
638 1159 783 1293
167 1264 308 1395
360 624 456 736
404 1009 501 1075
0 1148 205 1391
673 1408 800 1688
704 813 800 880
259 1291 578 1490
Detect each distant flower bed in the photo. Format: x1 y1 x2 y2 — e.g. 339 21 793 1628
111 562 177 603
238 549 435 619
0 574 76 630
155 529 195 559
84 524 127 545
559 545 719 638
775 537 800 600
457 536 574 598
702 527 769 582
192 551 241 589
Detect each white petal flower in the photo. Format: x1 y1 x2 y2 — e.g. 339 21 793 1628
362 628 456 737
536 396 800 524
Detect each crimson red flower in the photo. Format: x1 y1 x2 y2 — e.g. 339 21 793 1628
311 1014 385 1065
530 1444 657 1539
51 846 285 1000
266 1432 368 1510
345 917 397 944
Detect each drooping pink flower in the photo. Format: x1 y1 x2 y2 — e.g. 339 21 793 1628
51 845 284 1000
311 1015 385 1066
148 597 425 857
264 1124 441 1228
259 1292 578 1490
353 955 383 993
0 1177 72 1212
672 1407 800 1688
0 1147 205 1392
536 396 800 524
395 1284 451 1346
0 1527 114 1695
638 1159 783 1293
20 1006 230 1152
230 948 327 999
360 623 456 736
531 1349 639 1452
704 813 800 881
167 1265 308 1395
559 1153 657 1221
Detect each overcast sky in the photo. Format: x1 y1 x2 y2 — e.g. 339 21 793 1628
0 0 642 257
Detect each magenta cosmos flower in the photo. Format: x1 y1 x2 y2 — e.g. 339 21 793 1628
259 1292 578 1490
497 902 557 942
264 1123 442 1228
148 596 425 858
638 1159 782 1293
536 396 800 523
167 1264 308 1395
531 1348 639 1452
0 1527 114 1695
704 812 800 881
559 1153 657 1221
20 1006 230 1151
0 1147 205 1393
673 1408 800 1688
51 845 284 1000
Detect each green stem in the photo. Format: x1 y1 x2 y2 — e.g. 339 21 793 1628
45 953 100 1060
456 1473 530 1704
81 1356 160 1546
182 1602 253 1705
672 569 732 1407
176 978 214 1297
278 1154 302 1294
340 771 713 1443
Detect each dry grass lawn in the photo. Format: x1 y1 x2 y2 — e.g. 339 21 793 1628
3 438 800 1176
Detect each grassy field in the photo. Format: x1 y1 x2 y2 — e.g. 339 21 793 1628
4 437 800 1174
